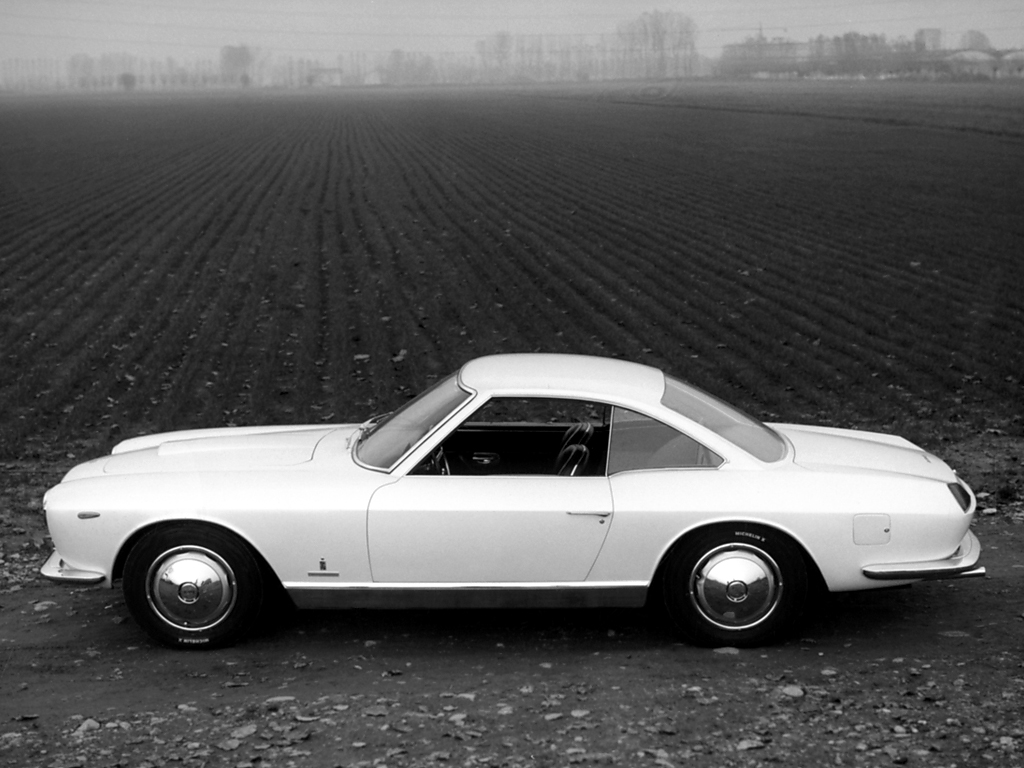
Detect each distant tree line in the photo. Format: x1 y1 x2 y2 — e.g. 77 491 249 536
0 10 702 91
719 29 1021 79
0 52 224 91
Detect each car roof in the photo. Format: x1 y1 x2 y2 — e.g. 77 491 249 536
458 354 666 405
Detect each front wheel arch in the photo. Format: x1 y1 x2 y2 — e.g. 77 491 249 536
119 522 279 649
114 521 281 587
654 522 818 647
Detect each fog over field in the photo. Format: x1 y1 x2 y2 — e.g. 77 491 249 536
2 0 1021 61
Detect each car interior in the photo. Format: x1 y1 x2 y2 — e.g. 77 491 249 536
413 397 722 477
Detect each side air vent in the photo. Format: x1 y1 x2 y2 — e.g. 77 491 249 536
948 482 972 513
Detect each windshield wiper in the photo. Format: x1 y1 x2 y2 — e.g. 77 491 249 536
355 411 392 445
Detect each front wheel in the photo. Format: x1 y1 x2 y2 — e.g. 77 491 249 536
662 525 807 647
123 525 264 649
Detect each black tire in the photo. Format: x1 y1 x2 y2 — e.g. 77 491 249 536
123 524 264 649
662 525 807 647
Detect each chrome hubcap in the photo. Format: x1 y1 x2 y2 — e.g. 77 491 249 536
147 547 236 632
690 544 782 630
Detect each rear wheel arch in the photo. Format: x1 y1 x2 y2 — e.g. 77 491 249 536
653 521 821 646
653 522 816 584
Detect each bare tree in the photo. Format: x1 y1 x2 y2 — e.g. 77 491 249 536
68 53 96 89
617 10 697 79
960 30 993 51
220 45 255 86
476 32 514 80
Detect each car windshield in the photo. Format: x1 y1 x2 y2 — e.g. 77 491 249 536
661 375 786 462
355 373 472 470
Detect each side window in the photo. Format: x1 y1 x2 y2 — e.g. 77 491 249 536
608 407 722 474
437 398 610 476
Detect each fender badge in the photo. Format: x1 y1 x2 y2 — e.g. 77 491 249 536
308 557 339 577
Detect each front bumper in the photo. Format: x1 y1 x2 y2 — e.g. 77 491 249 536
40 550 106 585
862 530 985 581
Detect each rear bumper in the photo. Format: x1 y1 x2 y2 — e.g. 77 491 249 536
40 550 106 585
862 530 985 581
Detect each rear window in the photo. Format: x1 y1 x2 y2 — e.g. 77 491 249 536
661 376 786 463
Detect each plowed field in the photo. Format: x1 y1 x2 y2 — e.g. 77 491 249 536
1 81 1022 460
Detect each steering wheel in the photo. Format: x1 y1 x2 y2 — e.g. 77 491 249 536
428 446 450 475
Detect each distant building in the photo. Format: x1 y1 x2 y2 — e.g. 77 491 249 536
946 50 998 78
720 36 812 77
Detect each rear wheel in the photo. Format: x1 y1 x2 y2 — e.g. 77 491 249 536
662 525 807 647
123 525 263 649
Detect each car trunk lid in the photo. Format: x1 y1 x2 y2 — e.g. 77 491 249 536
773 424 955 482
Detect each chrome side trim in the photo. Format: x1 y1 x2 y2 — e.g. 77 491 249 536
40 550 106 585
862 530 985 581
283 582 649 610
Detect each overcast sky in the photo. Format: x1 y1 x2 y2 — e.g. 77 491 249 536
2 0 1022 61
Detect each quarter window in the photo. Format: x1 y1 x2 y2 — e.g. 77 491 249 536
608 407 722 474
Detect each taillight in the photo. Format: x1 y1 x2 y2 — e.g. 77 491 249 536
948 482 972 512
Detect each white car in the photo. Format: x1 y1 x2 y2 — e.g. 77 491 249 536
42 354 984 649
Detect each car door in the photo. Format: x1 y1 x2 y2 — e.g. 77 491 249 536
367 475 613 582
366 396 614 583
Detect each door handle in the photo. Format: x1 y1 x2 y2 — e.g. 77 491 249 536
565 511 611 518
472 452 500 466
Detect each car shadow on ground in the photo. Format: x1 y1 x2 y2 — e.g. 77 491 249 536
245 577 986 658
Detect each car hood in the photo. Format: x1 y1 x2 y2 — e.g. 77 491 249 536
773 424 956 482
63 426 355 480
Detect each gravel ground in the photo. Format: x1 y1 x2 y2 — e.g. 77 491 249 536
1 434 1022 768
